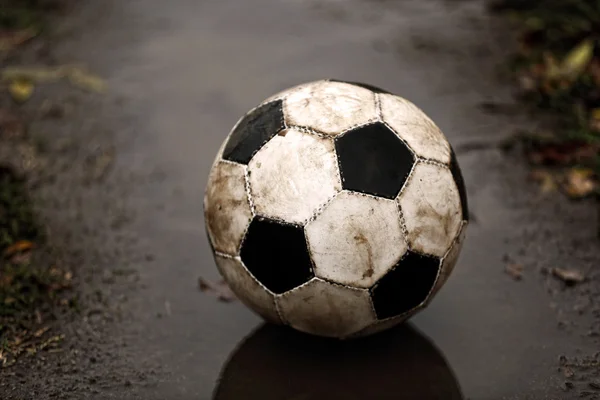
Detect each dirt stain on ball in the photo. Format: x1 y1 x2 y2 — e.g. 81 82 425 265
354 232 375 279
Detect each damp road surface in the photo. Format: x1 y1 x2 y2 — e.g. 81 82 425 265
30 0 599 399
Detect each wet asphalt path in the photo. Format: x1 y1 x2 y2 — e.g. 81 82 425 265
41 0 599 399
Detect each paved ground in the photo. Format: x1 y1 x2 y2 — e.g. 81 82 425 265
2 0 600 399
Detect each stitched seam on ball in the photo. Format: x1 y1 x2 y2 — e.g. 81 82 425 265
248 113 286 163
237 168 255 255
214 251 235 259
219 158 246 168
317 276 372 291
367 295 378 323
334 118 380 139
277 277 317 297
302 227 317 278
396 159 417 199
273 297 287 324
331 139 343 194
253 213 305 228
374 92 383 121
305 189 341 225
346 190 393 203
417 156 448 169
236 256 285 323
380 120 418 161
286 124 330 139
395 161 417 248
243 167 256 215
396 203 411 249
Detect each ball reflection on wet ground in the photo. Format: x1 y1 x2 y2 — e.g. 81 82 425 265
213 323 463 400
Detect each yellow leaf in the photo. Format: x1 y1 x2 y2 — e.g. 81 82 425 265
66 67 107 93
8 79 34 103
560 39 594 79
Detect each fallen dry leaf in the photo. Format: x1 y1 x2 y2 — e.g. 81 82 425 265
551 268 585 286
3 240 34 257
198 277 237 302
33 326 50 338
561 168 597 199
505 263 524 281
8 79 34 103
547 39 595 80
563 366 575 378
528 169 557 194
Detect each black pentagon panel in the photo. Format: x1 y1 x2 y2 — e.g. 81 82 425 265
450 149 469 221
328 79 392 94
371 251 440 320
240 217 314 294
222 100 285 165
336 122 414 199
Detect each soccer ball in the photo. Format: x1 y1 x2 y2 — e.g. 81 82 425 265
204 79 469 339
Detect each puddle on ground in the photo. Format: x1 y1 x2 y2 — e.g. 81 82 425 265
57 0 596 398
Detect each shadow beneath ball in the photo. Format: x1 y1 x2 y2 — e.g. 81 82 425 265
213 323 463 400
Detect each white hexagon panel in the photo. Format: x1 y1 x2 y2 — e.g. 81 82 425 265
248 128 341 225
204 161 253 256
276 278 376 338
305 191 407 289
283 80 378 136
398 161 463 258
204 79 469 339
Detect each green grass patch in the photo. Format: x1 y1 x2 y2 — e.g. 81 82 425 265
490 0 600 197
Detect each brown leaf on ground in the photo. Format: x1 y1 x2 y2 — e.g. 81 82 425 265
563 366 575 378
551 268 585 286
561 168 597 199
3 240 34 257
198 277 237 302
528 169 557 194
0 28 38 52
0 108 25 140
505 263 524 281
33 326 50 338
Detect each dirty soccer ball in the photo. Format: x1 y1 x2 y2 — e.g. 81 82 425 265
204 79 469 339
